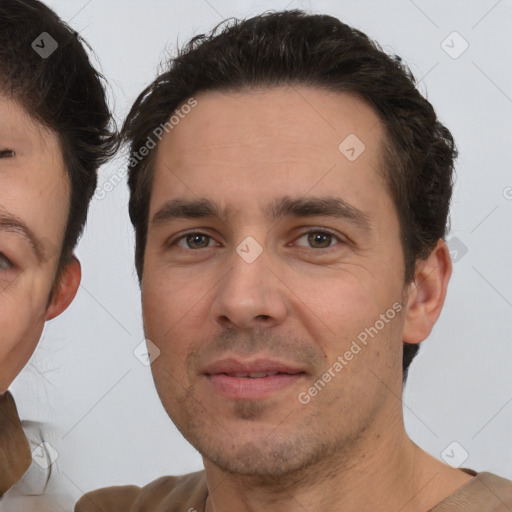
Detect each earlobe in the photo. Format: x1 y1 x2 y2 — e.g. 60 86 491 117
45 256 82 321
402 239 452 344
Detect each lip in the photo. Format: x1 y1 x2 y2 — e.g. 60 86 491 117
202 357 306 400
202 357 306 376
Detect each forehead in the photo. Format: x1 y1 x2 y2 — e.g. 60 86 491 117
159 86 384 163
151 86 390 216
0 96 50 152
0 95 69 250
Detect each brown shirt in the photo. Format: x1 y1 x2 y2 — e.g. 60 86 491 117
75 468 512 512
0 391 31 497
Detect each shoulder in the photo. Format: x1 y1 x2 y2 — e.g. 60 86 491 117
475 471 512 502
74 471 207 512
434 471 512 511
74 483 141 512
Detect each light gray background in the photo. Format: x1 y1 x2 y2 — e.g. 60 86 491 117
9 0 512 503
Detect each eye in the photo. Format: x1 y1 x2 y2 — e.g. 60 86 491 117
173 232 218 250
294 229 343 250
0 252 14 270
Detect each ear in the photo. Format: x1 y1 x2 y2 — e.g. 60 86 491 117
45 256 81 321
402 239 452 344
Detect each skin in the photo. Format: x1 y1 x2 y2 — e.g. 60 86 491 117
0 95 81 393
142 86 472 512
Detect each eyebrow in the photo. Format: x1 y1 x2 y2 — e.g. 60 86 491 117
0 211 45 262
151 196 372 231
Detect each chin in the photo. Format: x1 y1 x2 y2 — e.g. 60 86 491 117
198 429 332 480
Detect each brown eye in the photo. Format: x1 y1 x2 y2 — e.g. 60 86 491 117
184 233 212 249
295 229 342 250
307 232 334 249
173 232 216 250
0 149 15 158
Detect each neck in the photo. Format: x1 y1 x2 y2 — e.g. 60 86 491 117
203 412 471 512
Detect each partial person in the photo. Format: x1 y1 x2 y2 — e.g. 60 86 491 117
0 0 115 508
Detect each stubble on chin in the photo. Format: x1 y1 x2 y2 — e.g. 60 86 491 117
233 400 265 421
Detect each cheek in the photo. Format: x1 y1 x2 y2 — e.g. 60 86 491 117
294 266 401 338
294 270 405 384
0 288 47 391
142 276 178 341
141 276 190 380
142 265 209 341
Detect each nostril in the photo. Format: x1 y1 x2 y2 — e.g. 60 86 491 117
0 149 15 158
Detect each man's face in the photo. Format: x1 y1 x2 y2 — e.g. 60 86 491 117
142 86 411 477
0 96 70 392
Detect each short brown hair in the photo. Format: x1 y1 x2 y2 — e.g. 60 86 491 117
122 10 457 381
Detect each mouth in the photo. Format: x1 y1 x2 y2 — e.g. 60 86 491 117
202 358 306 400
217 371 297 378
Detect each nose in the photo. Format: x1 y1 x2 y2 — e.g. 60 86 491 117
210 241 288 331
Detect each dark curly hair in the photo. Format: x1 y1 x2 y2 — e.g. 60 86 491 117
122 10 456 382
0 0 117 283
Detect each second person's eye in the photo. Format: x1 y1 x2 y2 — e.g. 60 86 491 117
0 252 14 270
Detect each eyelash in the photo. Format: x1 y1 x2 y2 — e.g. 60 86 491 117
170 228 344 252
